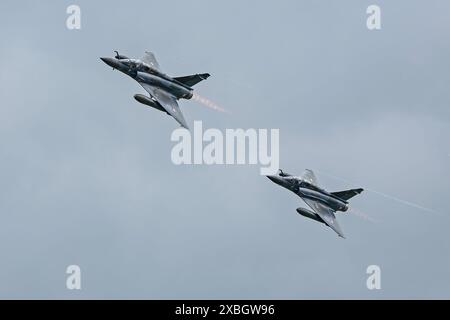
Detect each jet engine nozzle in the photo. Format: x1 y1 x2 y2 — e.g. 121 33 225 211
184 89 193 100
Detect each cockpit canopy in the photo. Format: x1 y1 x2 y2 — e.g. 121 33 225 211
118 58 159 74
277 169 310 186
120 58 140 66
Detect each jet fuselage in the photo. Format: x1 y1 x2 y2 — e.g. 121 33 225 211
267 174 348 212
100 57 193 100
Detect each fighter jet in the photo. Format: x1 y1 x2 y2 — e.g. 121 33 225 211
267 169 363 238
100 51 210 129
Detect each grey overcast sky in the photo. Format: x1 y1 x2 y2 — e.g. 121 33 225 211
0 0 449 299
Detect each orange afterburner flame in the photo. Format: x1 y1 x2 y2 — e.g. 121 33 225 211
192 93 229 114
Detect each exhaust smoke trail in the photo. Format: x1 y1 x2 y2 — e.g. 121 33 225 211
317 170 443 217
348 207 378 223
192 93 230 114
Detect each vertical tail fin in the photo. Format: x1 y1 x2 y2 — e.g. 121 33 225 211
173 73 211 87
331 188 364 201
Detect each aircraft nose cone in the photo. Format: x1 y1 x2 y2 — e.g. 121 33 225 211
100 57 117 68
267 175 282 185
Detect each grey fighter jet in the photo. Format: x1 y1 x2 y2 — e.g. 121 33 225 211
267 169 363 238
100 51 210 129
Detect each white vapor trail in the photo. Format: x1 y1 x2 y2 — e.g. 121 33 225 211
316 170 443 217
348 207 378 223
